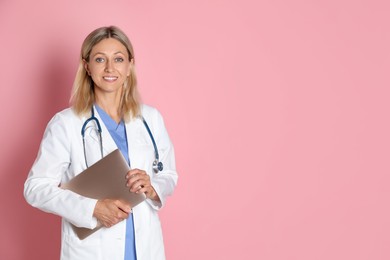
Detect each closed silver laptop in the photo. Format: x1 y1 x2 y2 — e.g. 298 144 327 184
61 149 146 239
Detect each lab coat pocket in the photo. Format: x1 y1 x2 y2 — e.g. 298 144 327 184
62 233 102 260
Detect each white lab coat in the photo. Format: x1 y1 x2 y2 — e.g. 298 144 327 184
24 105 178 260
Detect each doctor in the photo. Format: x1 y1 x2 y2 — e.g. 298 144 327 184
24 26 178 260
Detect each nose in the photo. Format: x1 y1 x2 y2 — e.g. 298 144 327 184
104 59 114 72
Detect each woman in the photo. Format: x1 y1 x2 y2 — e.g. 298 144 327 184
24 26 178 260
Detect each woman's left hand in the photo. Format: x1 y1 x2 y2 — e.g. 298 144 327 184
126 169 161 202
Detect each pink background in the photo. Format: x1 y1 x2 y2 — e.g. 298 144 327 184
1 0 389 259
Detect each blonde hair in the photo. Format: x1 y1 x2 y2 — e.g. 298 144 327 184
70 26 141 121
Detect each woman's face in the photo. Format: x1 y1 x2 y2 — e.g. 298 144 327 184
84 38 131 97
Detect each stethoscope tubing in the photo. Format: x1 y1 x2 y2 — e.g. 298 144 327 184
81 107 163 172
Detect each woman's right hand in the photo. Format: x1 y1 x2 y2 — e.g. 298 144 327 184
93 199 132 228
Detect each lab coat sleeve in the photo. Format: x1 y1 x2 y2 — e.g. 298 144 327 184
146 108 178 210
24 112 98 229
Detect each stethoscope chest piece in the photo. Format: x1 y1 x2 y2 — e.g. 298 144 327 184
153 160 164 173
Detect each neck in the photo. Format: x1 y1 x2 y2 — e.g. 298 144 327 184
95 96 122 123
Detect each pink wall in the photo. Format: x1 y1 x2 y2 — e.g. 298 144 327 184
1 0 389 259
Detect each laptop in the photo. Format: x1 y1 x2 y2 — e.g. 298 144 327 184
61 149 146 239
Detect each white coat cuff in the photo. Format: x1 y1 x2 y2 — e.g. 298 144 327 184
80 198 99 229
146 183 163 210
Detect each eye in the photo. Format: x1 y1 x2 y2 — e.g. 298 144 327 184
115 57 124 62
95 57 105 63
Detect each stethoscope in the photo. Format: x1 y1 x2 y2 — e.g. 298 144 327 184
81 107 163 173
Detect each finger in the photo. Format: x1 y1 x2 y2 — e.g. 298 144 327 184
137 185 158 200
126 174 141 188
128 179 143 193
135 186 150 194
113 212 129 223
127 174 148 189
134 179 154 193
103 212 127 228
105 201 130 226
126 168 144 179
101 216 117 228
114 200 132 213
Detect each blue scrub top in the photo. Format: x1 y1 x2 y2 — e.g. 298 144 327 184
95 105 137 260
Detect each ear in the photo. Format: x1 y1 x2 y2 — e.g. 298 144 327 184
83 59 91 75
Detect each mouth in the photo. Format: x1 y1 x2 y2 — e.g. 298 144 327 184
103 76 118 82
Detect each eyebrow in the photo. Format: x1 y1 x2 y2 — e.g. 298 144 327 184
92 51 125 57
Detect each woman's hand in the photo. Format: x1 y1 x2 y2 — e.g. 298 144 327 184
93 199 131 228
126 169 161 202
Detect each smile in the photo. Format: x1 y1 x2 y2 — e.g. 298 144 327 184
103 76 118 81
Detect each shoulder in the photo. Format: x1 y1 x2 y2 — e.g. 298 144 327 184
54 107 77 118
139 104 170 133
46 107 81 129
141 104 159 115
140 104 163 120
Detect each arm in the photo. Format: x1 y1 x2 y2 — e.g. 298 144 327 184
24 112 98 229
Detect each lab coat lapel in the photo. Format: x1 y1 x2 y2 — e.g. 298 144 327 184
125 116 156 172
80 107 117 167
93 106 118 156
125 117 144 169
